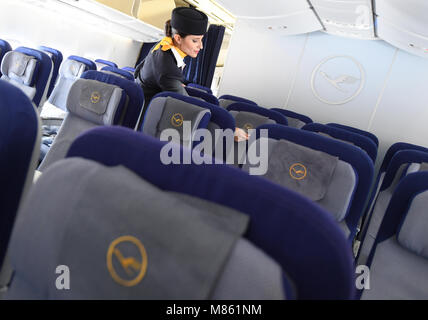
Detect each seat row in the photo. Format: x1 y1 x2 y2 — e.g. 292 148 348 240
0 85 355 298
0 39 135 110
2 78 427 298
33 72 379 246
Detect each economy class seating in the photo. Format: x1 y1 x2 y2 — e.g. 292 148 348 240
4 126 355 299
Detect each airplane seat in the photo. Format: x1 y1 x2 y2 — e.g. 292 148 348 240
327 123 379 147
356 149 428 266
4 126 354 299
356 142 428 243
95 59 117 70
227 103 288 128
38 46 63 98
0 47 53 108
5 159 290 299
38 56 98 163
145 92 235 161
359 171 428 299
271 107 313 129
244 124 374 242
0 80 41 288
185 86 219 105
218 94 257 109
121 66 135 74
81 70 144 130
42 56 97 115
186 83 213 94
37 76 130 172
226 103 288 167
0 39 12 77
140 92 212 150
100 66 134 81
303 123 378 163
379 142 428 176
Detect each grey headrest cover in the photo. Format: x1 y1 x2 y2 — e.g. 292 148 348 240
218 99 234 109
60 59 86 79
101 70 127 80
1 51 38 85
156 97 211 143
66 79 125 125
232 111 275 132
11 158 249 299
264 139 339 201
286 117 305 129
397 191 428 259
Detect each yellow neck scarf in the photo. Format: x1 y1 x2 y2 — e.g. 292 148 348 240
152 37 187 59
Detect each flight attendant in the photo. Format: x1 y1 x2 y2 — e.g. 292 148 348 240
136 6 207 109
136 7 248 141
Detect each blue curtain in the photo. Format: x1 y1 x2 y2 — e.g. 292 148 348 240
135 41 157 67
183 24 225 88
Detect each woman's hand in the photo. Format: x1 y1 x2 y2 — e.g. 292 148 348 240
234 127 249 142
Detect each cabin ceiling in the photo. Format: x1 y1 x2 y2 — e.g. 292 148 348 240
5 0 428 59
214 0 428 59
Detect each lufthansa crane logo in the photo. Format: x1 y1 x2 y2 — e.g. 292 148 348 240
107 235 148 287
171 113 184 127
289 163 307 180
91 91 101 104
311 55 365 105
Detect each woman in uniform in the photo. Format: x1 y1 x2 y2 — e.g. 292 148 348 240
136 6 248 141
136 7 207 107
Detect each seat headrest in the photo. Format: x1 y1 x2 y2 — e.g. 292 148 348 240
95 59 117 68
381 151 428 191
327 123 379 147
397 190 428 259
231 110 276 132
187 83 212 94
263 139 339 201
271 108 313 126
68 55 97 71
39 46 63 61
303 123 378 163
101 66 134 81
185 86 219 105
60 59 87 79
218 94 257 106
228 102 288 126
10 157 253 299
142 96 211 148
66 78 127 125
152 92 235 131
81 70 144 129
1 51 39 86
64 126 356 299
254 124 374 239
380 142 428 173
122 66 135 73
